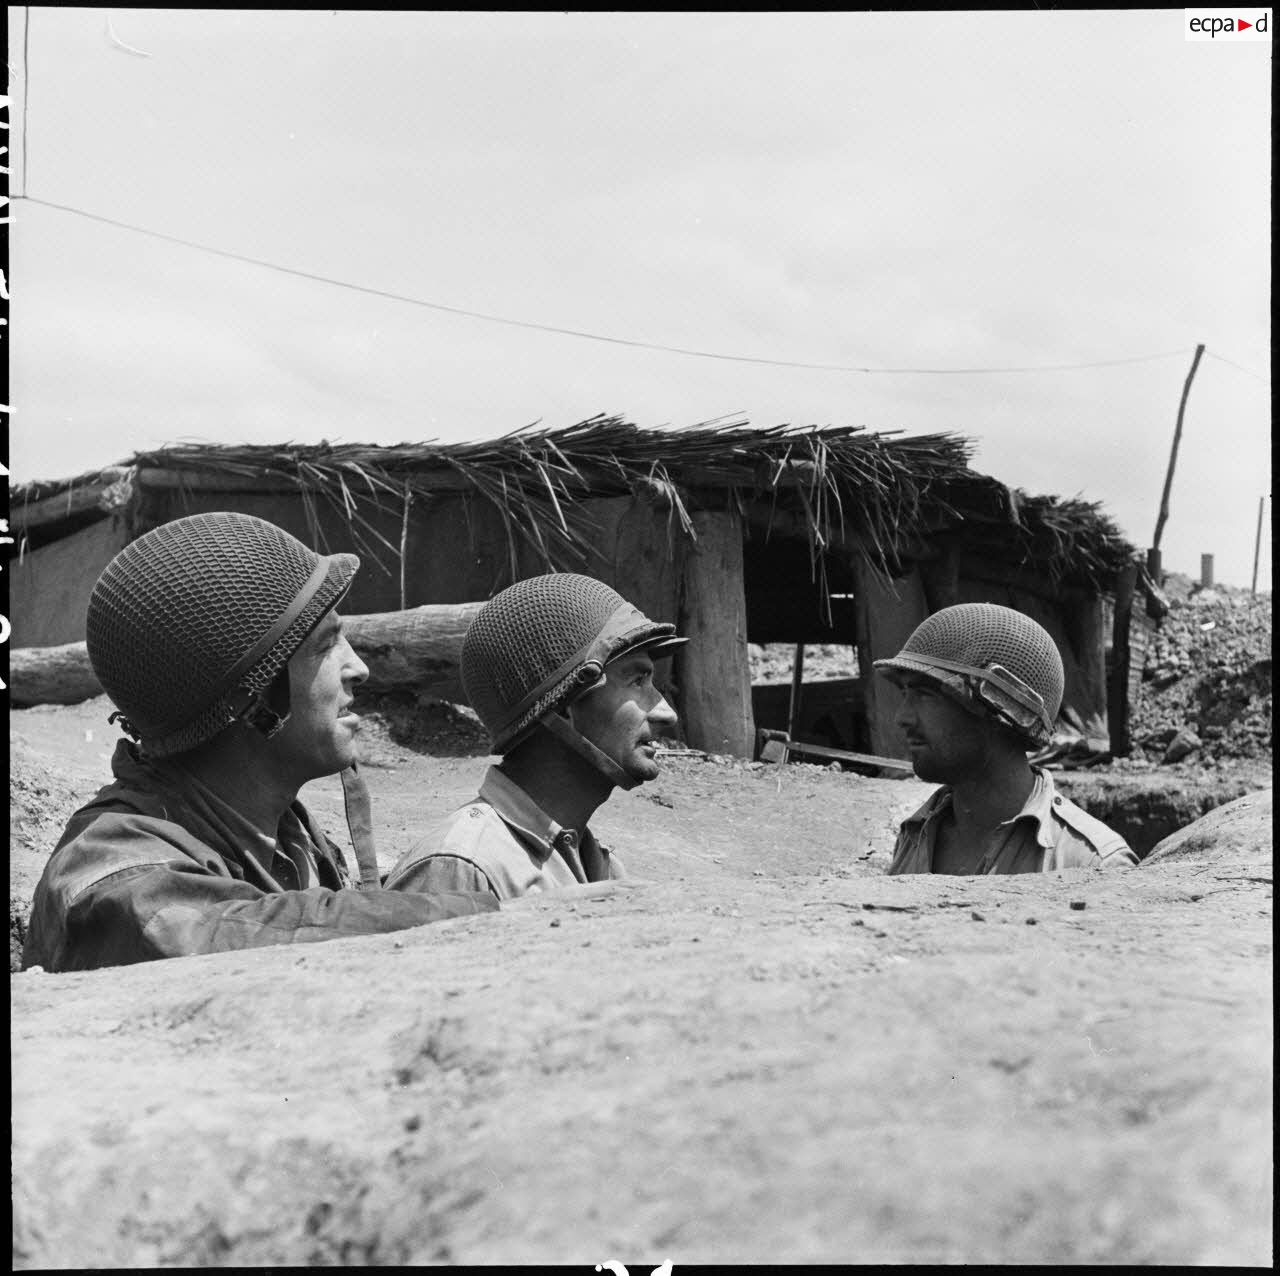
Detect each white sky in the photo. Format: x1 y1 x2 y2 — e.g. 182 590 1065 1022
7 8 1272 586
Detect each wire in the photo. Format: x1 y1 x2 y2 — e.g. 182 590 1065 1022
1205 349 1270 385
10 193 1206 378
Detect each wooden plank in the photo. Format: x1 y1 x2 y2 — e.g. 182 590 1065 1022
677 508 754 757
583 494 680 626
136 468 303 493
8 518 132 646
780 739 914 774
853 562 930 758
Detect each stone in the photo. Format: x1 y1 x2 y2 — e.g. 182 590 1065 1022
1161 728 1202 764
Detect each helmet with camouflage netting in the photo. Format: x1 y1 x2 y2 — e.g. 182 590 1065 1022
462 572 686 756
873 602 1064 746
86 512 359 757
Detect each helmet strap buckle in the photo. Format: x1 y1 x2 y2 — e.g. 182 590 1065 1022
107 710 141 741
541 709 639 791
226 677 291 741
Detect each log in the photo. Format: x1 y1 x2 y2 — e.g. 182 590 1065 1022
8 643 106 706
8 603 486 708
11 468 134 532
343 603 482 699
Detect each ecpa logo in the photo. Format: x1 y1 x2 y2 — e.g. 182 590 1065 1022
1185 7 1272 38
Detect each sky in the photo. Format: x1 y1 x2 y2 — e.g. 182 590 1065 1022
6 8 1272 586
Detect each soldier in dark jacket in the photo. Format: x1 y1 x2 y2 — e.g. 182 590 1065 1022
22 512 497 973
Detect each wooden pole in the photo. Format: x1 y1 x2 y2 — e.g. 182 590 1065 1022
398 481 413 611
1149 343 1206 578
1252 496 1266 595
786 642 806 740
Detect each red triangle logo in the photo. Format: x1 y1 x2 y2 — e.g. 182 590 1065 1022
1239 19 1253 30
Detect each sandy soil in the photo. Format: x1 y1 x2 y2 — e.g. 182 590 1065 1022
10 698 1274 1266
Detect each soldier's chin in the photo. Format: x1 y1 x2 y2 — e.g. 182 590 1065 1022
910 753 947 783
626 754 661 783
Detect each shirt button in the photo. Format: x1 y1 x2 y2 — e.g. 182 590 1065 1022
1053 796 1063 806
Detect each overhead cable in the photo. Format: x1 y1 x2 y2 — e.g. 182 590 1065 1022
1205 349 1270 385
13 195 1198 377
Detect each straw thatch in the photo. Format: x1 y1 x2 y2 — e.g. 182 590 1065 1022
12 416 1136 595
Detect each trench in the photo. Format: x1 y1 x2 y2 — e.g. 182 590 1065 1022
1048 773 1264 859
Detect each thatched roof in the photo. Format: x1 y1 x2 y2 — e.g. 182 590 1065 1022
11 416 1136 591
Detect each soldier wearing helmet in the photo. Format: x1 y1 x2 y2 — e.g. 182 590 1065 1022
22 513 497 973
874 603 1137 875
385 572 685 901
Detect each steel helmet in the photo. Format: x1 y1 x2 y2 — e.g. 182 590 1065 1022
462 572 685 782
86 512 359 757
873 602 1064 746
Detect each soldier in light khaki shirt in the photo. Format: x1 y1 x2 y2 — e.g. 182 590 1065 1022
386 573 685 902
875 603 1137 875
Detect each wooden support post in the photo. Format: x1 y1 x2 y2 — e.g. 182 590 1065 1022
676 509 754 757
852 562 929 759
1067 592 1111 751
583 493 682 717
1107 562 1138 757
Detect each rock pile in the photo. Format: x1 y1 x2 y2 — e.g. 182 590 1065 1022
749 643 859 684
1132 576 1272 763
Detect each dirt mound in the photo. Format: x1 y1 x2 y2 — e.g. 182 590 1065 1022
10 699 1273 1265
1133 580 1271 764
13 840 1272 1265
1052 760 1271 859
10 710 115 970
1143 787 1273 868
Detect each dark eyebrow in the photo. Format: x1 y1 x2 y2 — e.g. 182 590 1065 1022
312 612 342 644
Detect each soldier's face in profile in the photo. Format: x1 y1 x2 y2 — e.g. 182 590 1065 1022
570 651 677 785
893 673 994 784
272 612 369 782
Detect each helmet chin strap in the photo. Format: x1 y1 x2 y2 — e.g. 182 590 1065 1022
540 709 640 791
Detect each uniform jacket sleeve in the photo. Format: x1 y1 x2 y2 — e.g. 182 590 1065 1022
23 810 497 973
385 852 501 901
